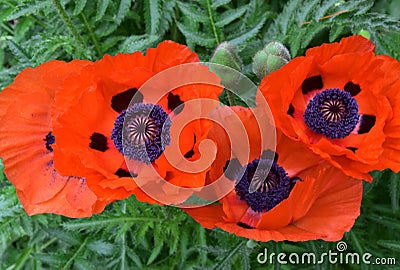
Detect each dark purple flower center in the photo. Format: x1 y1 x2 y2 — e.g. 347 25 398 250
304 88 359 139
234 158 297 213
111 103 171 164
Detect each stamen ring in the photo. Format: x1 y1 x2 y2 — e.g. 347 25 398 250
235 158 293 213
304 88 359 139
111 103 171 164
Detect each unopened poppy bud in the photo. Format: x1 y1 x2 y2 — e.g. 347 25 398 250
210 41 243 71
263 41 291 61
252 41 291 80
210 42 243 89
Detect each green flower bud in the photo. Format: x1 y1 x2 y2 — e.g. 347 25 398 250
263 41 291 61
210 41 243 71
252 41 291 80
209 42 243 89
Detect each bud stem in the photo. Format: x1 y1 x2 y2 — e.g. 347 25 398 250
226 90 236 106
206 0 220 44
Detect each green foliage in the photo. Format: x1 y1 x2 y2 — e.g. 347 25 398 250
0 0 400 269
264 0 400 57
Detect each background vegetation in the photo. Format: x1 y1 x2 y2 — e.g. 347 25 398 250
0 0 399 269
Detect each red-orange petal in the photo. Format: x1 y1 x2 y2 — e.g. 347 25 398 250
0 60 104 217
306 35 375 63
144 40 200 73
293 167 362 241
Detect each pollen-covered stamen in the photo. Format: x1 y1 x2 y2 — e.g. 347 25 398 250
126 115 158 145
258 170 279 192
320 99 346 122
251 169 279 193
304 88 359 139
111 103 171 164
235 158 297 213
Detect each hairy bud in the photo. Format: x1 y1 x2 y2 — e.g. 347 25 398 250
252 41 291 80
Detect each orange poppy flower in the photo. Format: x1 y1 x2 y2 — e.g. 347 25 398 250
258 35 400 181
0 60 107 217
53 41 223 205
184 107 362 241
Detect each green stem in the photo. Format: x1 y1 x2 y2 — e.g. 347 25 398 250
226 90 237 106
120 202 127 270
30 15 47 28
80 13 102 57
120 230 126 270
198 227 207 265
13 247 32 270
308 241 321 270
215 241 245 270
390 172 399 212
349 231 364 254
205 0 220 44
62 237 89 269
40 237 58 250
0 212 23 231
63 217 159 230
52 0 85 48
0 22 14 35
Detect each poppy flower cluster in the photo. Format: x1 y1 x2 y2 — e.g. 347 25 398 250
0 36 398 242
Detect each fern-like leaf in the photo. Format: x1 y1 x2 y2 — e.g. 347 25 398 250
95 0 110 21
215 6 247 27
178 2 208 23
177 22 215 47
73 0 87 15
144 0 162 35
211 0 231 9
115 0 131 25
119 34 159 53
228 17 266 47
6 1 51 21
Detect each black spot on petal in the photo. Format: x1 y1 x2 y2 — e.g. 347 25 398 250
302 75 323 94
344 81 361 96
89 132 109 152
111 88 143 113
115 168 137 178
223 158 242 181
168 92 184 114
358 115 376 134
237 222 255 229
115 168 130 177
346 147 358 153
290 176 302 190
184 149 195 159
184 134 196 159
287 103 295 117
